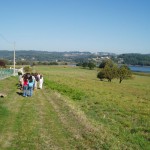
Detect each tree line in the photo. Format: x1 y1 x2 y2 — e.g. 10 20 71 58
118 53 150 66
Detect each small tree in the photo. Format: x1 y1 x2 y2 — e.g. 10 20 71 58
0 60 6 68
23 66 32 73
99 59 113 68
88 62 95 70
103 65 117 82
82 62 88 68
97 70 105 81
117 65 132 83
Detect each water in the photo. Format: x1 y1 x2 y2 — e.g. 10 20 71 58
129 66 150 73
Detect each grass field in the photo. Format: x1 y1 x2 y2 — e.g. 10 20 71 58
0 65 150 149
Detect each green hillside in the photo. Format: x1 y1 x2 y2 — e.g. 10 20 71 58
0 66 150 149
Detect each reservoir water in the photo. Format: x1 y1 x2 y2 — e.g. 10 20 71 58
129 66 150 73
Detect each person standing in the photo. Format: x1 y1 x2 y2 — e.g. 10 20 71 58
37 73 40 88
18 72 23 89
31 73 36 90
34 73 39 90
28 76 34 97
20 75 24 90
39 75 44 89
22 75 28 97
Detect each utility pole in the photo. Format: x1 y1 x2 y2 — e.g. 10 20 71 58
13 42 16 76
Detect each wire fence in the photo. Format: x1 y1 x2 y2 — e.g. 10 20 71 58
0 68 23 80
0 68 13 80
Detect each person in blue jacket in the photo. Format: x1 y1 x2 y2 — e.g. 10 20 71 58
28 76 34 97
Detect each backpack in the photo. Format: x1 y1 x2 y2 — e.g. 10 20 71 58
28 82 33 88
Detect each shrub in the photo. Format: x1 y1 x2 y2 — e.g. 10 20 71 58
23 66 32 73
117 65 132 83
0 60 6 68
88 62 95 70
97 70 105 81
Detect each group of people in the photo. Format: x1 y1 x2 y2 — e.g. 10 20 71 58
18 72 44 97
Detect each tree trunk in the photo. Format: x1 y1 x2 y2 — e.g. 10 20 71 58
119 78 122 83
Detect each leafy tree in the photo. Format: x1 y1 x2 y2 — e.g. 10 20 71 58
97 61 118 82
97 70 105 81
103 64 118 82
82 62 88 68
117 65 132 83
23 66 32 73
49 62 58 65
88 62 95 70
0 60 6 68
118 53 150 66
76 63 82 66
16 60 30 65
99 59 114 68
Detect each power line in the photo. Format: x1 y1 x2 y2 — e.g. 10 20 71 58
0 33 12 45
0 33 16 76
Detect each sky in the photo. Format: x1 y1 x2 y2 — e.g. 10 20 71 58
0 0 150 54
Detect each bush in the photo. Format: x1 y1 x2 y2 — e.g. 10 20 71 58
0 60 6 68
99 59 113 68
97 71 105 80
18 72 22 75
23 66 32 73
117 65 132 83
88 62 95 70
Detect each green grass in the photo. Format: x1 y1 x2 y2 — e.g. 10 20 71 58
0 104 9 132
0 65 150 149
133 72 150 77
36 65 150 149
44 78 87 100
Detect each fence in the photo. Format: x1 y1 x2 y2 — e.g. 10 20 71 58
0 68 13 80
0 68 23 80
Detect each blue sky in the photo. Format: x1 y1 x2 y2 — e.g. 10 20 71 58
0 0 150 54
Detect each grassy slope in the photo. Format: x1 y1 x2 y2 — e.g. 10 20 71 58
36 65 150 149
0 76 111 149
0 66 150 149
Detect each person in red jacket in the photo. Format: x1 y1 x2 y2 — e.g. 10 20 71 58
22 75 28 97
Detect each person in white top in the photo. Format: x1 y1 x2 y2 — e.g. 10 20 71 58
32 74 36 90
39 75 44 89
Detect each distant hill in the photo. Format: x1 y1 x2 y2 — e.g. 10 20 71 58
0 50 150 66
118 53 150 66
0 50 113 63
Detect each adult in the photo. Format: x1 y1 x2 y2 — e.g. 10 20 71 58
34 73 39 89
31 73 36 90
39 75 44 89
22 75 28 97
18 72 23 89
